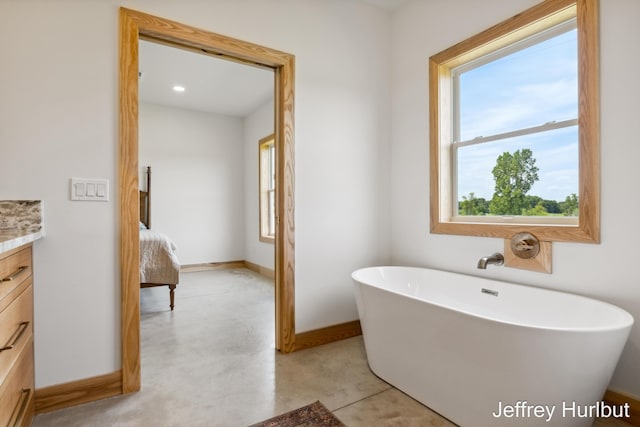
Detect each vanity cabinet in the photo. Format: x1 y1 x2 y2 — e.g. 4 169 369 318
0 244 34 426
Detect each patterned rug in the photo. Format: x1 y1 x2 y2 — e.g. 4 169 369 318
249 401 346 427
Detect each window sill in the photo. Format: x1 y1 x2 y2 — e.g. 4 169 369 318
430 219 598 243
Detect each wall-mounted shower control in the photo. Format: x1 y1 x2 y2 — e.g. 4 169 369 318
510 232 540 259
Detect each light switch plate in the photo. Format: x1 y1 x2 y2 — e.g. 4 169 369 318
70 178 109 201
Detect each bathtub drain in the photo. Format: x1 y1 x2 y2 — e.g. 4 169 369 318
481 288 499 297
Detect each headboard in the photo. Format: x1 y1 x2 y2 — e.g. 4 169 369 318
140 166 151 230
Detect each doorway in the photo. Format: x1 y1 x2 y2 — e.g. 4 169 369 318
119 7 295 393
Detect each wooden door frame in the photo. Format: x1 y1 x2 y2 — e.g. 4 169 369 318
119 7 295 393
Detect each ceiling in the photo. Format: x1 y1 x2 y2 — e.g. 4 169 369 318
139 40 274 117
138 0 409 116
362 0 410 11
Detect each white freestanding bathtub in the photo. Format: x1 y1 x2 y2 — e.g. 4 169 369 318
352 266 633 427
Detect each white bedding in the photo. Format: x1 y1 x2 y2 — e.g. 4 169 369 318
140 229 180 284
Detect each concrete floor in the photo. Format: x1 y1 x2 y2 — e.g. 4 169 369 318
33 269 631 427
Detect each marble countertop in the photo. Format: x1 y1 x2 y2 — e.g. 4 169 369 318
0 200 44 254
0 229 45 254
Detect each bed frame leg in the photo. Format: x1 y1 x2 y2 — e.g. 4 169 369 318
169 284 176 311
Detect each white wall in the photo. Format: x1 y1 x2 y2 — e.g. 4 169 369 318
0 0 391 388
0 1 120 387
391 0 640 397
141 97 275 269
139 103 245 265
243 99 276 270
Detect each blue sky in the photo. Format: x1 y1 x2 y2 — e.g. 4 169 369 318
456 28 578 203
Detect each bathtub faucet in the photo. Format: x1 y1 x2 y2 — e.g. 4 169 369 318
477 253 504 269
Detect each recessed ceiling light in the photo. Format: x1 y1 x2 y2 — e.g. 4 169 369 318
173 85 185 92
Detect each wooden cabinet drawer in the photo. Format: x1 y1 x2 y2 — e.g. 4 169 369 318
0 282 33 385
0 338 34 427
0 246 32 307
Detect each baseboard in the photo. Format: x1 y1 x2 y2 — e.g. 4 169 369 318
180 260 274 278
243 260 275 279
180 260 245 272
603 389 640 426
34 370 122 414
294 320 362 352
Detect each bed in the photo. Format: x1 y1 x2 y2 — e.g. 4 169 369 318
139 166 180 310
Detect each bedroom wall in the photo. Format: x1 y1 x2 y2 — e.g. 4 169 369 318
0 0 390 388
390 0 640 397
243 98 276 271
139 102 245 265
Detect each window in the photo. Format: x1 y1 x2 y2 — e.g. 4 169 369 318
259 134 276 242
429 0 599 243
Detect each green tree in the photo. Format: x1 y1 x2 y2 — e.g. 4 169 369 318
523 201 548 216
459 192 489 215
489 149 539 215
525 195 542 210
541 199 561 214
560 193 579 216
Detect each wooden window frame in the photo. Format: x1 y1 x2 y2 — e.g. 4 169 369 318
259 134 276 243
429 0 599 243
